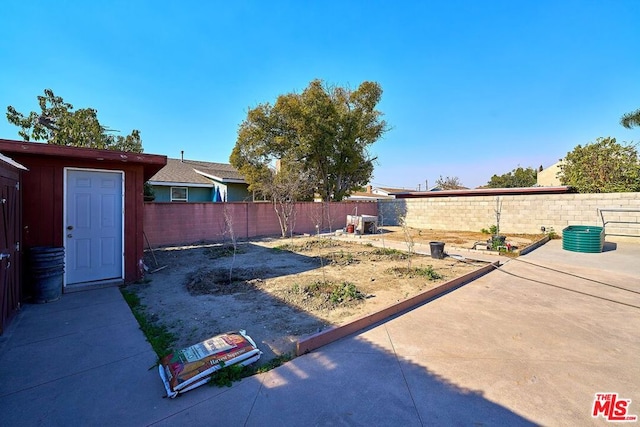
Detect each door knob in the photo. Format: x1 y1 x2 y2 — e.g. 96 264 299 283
67 225 74 230
67 234 73 238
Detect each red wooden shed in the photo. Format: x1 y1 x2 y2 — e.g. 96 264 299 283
0 139 166 298
1 152 26 333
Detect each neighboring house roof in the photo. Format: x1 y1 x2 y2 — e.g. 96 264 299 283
347 185 398 200
374 186 413 195
347 191 393 201
537 161 564 187
148 158 246 186
428 185 470 191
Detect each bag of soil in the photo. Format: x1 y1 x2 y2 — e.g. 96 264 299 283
158 330 261 398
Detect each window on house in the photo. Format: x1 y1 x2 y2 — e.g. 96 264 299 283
171 187 188 202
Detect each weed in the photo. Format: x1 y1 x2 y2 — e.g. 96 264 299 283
290 280 364 306
328 250 356 265
489 225 498 235
330 282 365 303
208 353 293 388
480 228 490 234
120 288 176 358
274 239 338 253
388 266 443 280
372 247 402 256
414 266 442 280
371 247 409 260
206 245 245 258
303 280 329 295
254 353 293 374
208 362 248 387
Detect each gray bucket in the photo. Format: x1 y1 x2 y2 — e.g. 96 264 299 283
429 241 445 259
30 247 65 303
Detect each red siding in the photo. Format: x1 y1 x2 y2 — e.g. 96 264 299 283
6 155 145 295
21 162 62 248
0 139 166 299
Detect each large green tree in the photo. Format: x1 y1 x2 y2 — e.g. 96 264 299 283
230 79 387 202
620 108 640 129
6 89 143 152
559 137 640 193
486 167 537 188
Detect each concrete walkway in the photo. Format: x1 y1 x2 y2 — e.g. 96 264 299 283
1 240 638 426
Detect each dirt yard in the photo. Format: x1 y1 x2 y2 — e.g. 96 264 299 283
126 228 543 364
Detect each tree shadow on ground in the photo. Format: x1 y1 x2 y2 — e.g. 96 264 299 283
163 320 538 426
140 242 368 363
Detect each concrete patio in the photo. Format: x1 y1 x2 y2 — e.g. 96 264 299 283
0 239 638 426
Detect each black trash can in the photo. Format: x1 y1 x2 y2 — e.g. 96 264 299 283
429 241 445 259
30 246 65 303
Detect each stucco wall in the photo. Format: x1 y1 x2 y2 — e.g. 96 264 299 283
143 201 378 247
379 193 640 241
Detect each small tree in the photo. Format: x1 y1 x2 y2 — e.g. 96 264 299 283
494 197 502 237
559 137 640 193
268 161 314 238
395 204 414 270
222 204 238 283
308 203 329 284
435 176 465 190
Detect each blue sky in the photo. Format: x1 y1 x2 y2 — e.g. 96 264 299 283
1 1 638 189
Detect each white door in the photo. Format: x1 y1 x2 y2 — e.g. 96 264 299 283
65 169 123 285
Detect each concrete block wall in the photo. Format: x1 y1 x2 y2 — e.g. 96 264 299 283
378 192 640 240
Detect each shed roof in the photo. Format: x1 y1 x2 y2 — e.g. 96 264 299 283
0 139 166 180
0 152 27 170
